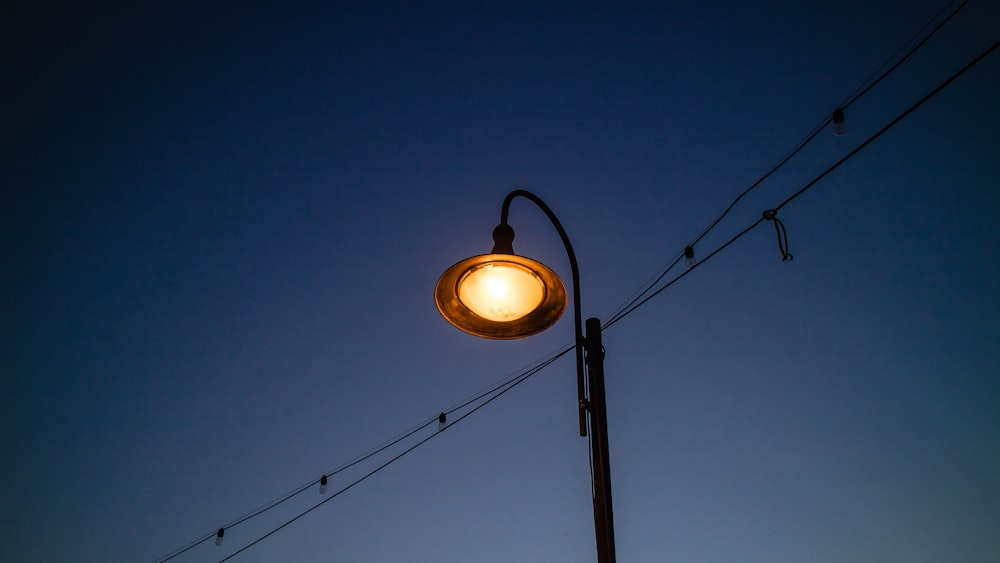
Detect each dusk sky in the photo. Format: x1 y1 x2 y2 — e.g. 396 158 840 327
3 1 999 562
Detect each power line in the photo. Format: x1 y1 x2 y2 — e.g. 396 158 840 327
217 349 571 562
838 0 967 111
606 37 999 329
154 530 218 563
774 38 998 214
154 416 441 562
153 347 572 563
604 217 765 331
603 0 969 327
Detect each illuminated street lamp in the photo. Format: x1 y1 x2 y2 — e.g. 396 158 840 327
435 190 616 563
435 242 566 339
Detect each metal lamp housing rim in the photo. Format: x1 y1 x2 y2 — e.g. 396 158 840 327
435 254 567 339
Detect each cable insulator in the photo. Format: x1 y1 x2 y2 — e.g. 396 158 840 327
683 245 695 268
832 108 846 136
215 528 225 546
319 475 328 495
438 412 447 431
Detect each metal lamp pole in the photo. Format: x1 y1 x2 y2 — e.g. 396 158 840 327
495 191 616 563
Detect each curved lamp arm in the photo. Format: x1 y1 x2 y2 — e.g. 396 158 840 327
496 190 588 437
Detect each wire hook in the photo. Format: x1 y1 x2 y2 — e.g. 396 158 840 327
762 210 793 261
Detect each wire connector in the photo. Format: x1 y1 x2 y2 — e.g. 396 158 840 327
762 210 794 261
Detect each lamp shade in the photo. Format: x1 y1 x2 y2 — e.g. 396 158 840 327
435 254 567 339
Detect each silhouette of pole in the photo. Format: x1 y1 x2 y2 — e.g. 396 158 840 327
498 191 616 563
585 317 616 563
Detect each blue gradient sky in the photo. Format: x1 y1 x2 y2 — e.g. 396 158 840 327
3 1 998 562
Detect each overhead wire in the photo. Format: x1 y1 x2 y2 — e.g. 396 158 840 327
838 0 967 111
217 348 572 562
603 0 969 327
438 340 576 416
154 530 218 563
225 416 440 527
606 36 1000 329
153 345 573 563
155 417 441 563
775 37 998 214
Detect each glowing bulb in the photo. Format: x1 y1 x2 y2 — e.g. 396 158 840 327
457 262 545 322
486 277 508 298
319 475 328 495
215 528 224 546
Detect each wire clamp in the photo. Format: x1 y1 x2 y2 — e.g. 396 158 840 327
762 209 794 261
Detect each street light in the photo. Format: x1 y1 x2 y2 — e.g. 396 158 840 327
435 190 617 563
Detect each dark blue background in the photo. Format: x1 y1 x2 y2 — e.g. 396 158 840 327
3 1 998 561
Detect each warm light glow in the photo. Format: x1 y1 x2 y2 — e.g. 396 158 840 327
436 253 566 339
457 262 545 322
